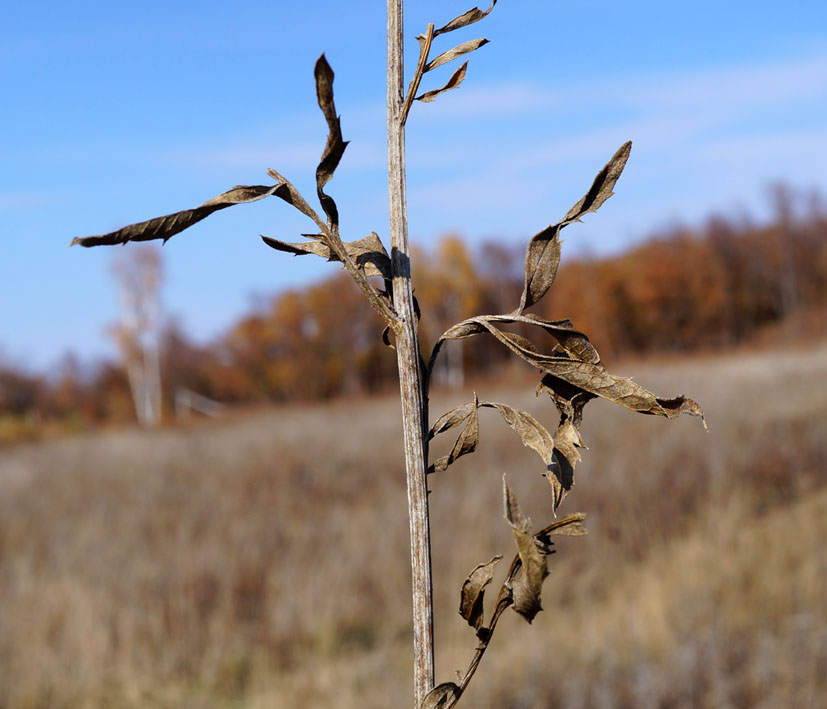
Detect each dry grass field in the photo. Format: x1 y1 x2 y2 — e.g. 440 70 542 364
1 342 825 708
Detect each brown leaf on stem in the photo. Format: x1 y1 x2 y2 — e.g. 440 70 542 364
435 314 703 421
503 477 548 622
417 61 469 102
261 232 392 280
313 54 348 229
429 398 480 473
459 555 502 631
518 141 632 313
70 184 282 247
434 1 497 36
425 38 489 72
421 682 462 709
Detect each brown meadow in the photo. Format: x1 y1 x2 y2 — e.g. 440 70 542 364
1 340 825 708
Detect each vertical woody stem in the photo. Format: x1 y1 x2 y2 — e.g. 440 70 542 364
387 0 435 706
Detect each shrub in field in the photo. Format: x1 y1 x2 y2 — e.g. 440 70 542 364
72 2 703 706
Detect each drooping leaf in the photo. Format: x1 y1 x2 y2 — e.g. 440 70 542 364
313 54 349 228
538 361 705 420
480 402 554 465
435 314 703 422
422 682 462 709
429 313 597 380
71 184 282 247
428 401 476 439
503 477 548 622
536 370 596 495
534 513 588 554
429 398 480 473
261 232 392 280
265 168 318 220
417 61 469 102
518 141 632 313
480 401 566 507
425 38 489 72
459 555 502 631
434 1 497 36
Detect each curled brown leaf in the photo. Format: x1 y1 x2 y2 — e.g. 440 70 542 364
313 54 349 228
518 141 632 313
434 1 497 36
421 682 462 709
459 555 502 631
430 399 480 473
503 477 548 623
71 184 282 247
261 232 392 280
425 38 489 72
417 61 469 102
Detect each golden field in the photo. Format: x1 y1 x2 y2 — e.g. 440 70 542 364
1 342 825 708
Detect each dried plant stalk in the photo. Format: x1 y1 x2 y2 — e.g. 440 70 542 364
387 2 435 704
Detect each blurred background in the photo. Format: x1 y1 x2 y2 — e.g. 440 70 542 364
1 1 826 707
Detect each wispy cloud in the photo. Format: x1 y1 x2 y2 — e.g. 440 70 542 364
403 51 827 247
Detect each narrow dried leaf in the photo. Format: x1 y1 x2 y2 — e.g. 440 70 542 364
261 232 392 279
441 316 702 421
417 61 469 102
314 55 349 228
428 401 476 439
503 477 548 622
534 513 588 554
425 38 489 72
480 402 553 465
434 314 596 366
422 682 462 709
539 512 588 537
434 1 497 36
265 169 318 220
431 404 479 473
71 184 281 247
459 555 502 631
518 141 632 312
539 362 705 420
481 401 568 507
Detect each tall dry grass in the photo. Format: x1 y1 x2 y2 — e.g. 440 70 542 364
1 343 825 708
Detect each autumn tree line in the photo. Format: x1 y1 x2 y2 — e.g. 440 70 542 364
2 186 825 435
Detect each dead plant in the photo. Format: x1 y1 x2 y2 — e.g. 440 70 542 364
71 2 704 706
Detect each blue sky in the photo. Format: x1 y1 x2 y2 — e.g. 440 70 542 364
2 0 826 371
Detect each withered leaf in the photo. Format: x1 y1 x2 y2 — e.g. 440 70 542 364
71 184 282 247
428 401 476 439
538 512 588 538
261 232 392 280
459 555 502 631
480 401 567 508
429 398 480 473
538 362 705 420
417 61 469 102
518 141 632 313
479 402 553 465
430 314 597 381
534 512 588 554
421 682 462 709
314 54 349 228
434 1 497 36
425 38 489 72
503 477 548 623
437 315 702 421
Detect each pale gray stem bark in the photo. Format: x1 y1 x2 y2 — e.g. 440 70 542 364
387 1 435 706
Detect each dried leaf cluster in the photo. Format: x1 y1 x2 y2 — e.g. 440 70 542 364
72 3 703 706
